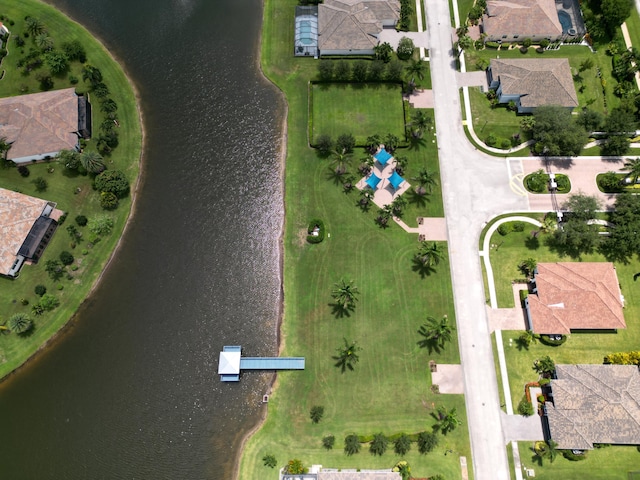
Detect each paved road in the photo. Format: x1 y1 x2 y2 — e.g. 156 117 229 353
425 1 528 479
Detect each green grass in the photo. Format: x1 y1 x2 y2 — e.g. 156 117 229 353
311 83 406 145
625 10 640 53
0 0 141 377
469 87 527 146
514 442 640 479
239 0 470 478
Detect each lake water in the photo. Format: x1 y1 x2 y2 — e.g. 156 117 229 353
0 0 284 478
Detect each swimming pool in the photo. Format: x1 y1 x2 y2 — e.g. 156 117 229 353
558 10 572 34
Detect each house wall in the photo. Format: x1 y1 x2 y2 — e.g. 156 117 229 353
10 150 76 164
320 48 375 56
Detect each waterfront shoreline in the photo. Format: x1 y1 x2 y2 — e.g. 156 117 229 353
0 0 144 384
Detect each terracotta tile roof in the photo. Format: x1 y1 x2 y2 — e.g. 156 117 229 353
318 0 399 52
483 0 562 38
0 188 49 275
0 88 79 160
489 58 578 109
528 262 625 334
547 365 640 449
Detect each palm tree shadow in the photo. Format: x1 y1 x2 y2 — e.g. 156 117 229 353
411 257 435 278
408 136 427 150
407 189 429 207
417 338 442 354
326 168 346 186
329 303 354 318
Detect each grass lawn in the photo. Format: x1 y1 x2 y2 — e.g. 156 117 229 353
469 87 527 147
625 10 640 53
239 0 470 478
311 83 406 146
514 442 640 479
0 0 141 377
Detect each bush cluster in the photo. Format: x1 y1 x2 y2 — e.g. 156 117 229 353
539 334 568 347
497 221 525 236
307 219 325 244
317 59 405 83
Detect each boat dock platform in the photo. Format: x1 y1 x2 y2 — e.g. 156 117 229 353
218 345 305 382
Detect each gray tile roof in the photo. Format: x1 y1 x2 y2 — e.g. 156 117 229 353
490 58 578 109
483 0 562 38
547 365 640 449
318 0 399 52
0 88 79 160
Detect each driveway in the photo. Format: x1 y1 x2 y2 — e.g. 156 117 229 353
501 411 544 442
377 30 429 50
456 71 489 90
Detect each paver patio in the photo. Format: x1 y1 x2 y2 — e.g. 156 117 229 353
406 89 434 108
356 152 411 208
431 363 464 394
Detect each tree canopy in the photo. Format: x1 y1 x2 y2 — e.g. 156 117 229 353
532 106 588 156
601 193 640 261
550 193 602 257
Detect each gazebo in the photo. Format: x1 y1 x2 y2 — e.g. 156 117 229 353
365 173 382 190
374 148 393 166
388 171 405 190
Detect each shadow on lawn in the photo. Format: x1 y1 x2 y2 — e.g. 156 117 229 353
329 302 355 318
411 257 437 278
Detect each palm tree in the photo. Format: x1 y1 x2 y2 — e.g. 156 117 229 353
415 241 444 268
330 148 352 175
8 313 33 335
405 59 427 81
515 330 538 350
518 258 537 279
534 440 559 464
394 155 408 175
384 133 400 152
82 65 103 85
418 315 455 351
533 355 556 377
622 158 640 183
390 195 407 217
376 204 393 228
433 406 461 435
538 215 557 235
412 169 438 196
25 17 45 37
408 110 432 138
369 433 388 456
358 189 374 211
80 151 106 174
393 434 412 455
34 33 54 51
331 279 359 310
333 338 361 373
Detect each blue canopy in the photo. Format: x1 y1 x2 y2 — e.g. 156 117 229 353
365 173 382 190
374 148 392 166
388 171 405 190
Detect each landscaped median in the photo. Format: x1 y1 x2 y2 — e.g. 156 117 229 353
238 0 472 478
0 0 142 379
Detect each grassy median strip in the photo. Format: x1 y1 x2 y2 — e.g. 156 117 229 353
239 0 472 478
0 0 141 378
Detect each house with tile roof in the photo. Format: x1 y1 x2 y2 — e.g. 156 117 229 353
487 58 579 113
318 0 400 56
0 88 91 164
0 188 63 277
482 0 563 43
524 262 625 335
545 364 640 450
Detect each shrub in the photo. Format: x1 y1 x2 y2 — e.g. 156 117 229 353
284 459 307 474
88 214 114 236
315 134 333 155
497 223 511 236
75 215 88 226
525 170 547 193
598 172 624 193
485 41 500 49
262 454 277 468
322 435 335 450
393 434 411 455
369 433 388 456
500 138 511 149
537 394 545 404
512 221 525 232
59 251 74 265
540 39 550 48
522 38 532 48
34 284 46 297
100 191 119 210
517 397 534 416
416 431 438 454
71 265 79 271
309 405 324 423
555 174 570 193
539 377 550 386
82 249 89 255
485 134 497 146
519 289 529 302
94 170 129 198
561 450 587 461
539 334 568 347
39 293 60 312
396 37 414 60
18 165 30 177
520 46 528 54
344 434 361 455
307 219 325 244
